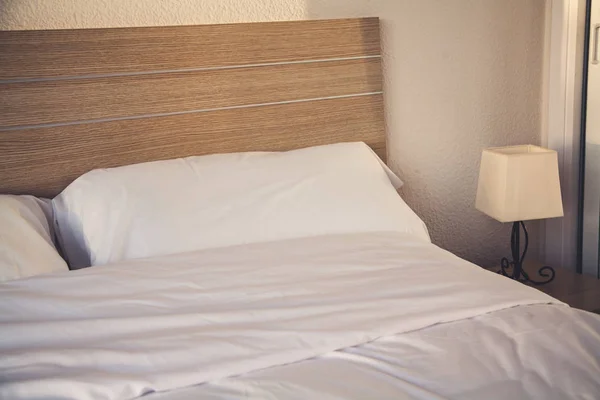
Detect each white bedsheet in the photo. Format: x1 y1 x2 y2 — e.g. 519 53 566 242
147 305 600 400
0 232 585 400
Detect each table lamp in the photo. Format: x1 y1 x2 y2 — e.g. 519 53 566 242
476 145 564 285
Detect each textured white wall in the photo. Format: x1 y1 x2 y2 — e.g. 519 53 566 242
0 0 546 266
0 0 306 27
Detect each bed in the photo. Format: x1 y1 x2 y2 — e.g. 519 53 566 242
1 18 599 400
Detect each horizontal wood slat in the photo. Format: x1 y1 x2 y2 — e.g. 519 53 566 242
0 95 385 197
0 58 382 128
0 18 381 80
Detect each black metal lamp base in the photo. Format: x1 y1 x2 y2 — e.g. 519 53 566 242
498 221 556 286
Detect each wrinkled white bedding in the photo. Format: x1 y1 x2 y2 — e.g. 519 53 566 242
0 232 580 400
147 305 600 400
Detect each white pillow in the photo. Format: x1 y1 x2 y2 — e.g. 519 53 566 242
54 142 430 268
0 195 69 282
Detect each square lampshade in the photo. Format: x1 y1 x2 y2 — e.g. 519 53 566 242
476 145 564 223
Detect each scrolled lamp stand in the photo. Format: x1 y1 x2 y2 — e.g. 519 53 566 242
499 221 556 285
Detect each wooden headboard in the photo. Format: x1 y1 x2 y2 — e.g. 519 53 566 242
0 18 385 197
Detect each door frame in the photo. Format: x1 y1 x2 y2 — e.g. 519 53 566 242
542 0 587 270
579 0 599 276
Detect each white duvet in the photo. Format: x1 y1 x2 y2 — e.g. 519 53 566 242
0 232 593 400
148 304 600 400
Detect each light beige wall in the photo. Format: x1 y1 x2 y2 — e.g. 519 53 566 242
0 0 306 27
0 0 547 266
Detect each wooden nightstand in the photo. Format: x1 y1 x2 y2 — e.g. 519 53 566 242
486 263 600 314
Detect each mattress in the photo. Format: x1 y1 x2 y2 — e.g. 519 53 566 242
1 232 599 400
